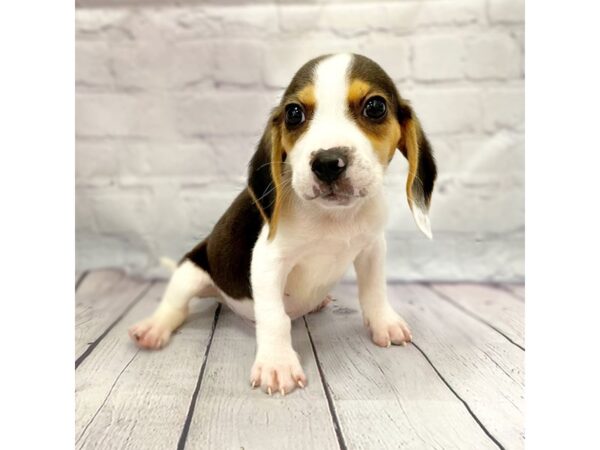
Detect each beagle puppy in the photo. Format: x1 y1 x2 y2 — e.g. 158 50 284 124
129 53 437 396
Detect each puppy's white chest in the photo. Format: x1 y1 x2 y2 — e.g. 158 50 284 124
281 231 372 318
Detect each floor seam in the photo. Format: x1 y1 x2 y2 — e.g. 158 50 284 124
75 270 89 292
425 283 525 351
177 303 222 450
75 281 155 369
76 349 140 447
412 342 506 450
303 316 347 450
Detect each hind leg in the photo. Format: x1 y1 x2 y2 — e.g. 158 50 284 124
128 260 216 350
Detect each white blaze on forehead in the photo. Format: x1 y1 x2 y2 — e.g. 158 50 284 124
288 52 383 207
312 53 353 122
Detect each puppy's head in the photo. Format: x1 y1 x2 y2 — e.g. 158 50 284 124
249 53 437 239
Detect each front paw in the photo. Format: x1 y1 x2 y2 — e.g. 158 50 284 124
364 308 412 347
250 347 307 396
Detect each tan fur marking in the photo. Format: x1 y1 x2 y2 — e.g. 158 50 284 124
347 79 399 166
403 118 420 209
348 79 372 104
296 85 316 108
370 121 400 165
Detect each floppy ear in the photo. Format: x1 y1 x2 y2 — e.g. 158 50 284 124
247 108 285 240
397 100 437 239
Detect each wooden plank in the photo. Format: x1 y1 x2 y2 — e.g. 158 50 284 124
76 271 86 290
75 282 219 449
430 283 525 348
305 284 498 450
75 269 150 361
389 283 524 449
506 284 525 300
185 307 339 450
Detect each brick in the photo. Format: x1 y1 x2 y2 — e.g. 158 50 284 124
117 140 218 178
215 41 263 86
76 141 119 180
208 4 278 37
161 8 223 40
76 94 177 139
90 187 155 236
412 35 465 81
407 88 481 134
170 41 215 88
277 4 320 34
442 132 524 176
415 0 485 27
385 174 523 234
359 40 410 81
488 0 525 23
262 41 350 88
323 3 376 37
75 9 132 41
278 3 417 35
110 43 170 89
180 183 244 236
385 232 524 282
76 41 113 88
208 135 260 177
465 33 521 80
278 1 483 36
435 176 523 233
482 87 524 132
76 189 98 233
111 41 214 90
176 92 276 136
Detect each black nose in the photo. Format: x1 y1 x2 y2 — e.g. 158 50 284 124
311 148 349 183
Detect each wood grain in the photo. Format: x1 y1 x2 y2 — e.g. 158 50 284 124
305 283 497 450
75 269 150 361
75 282 219 449
430 283 525 348
506 284 525 300
76 271 87 290
184 307 339 450
388 283 524 449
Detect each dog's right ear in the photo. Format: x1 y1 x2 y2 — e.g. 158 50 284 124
248 107 285 240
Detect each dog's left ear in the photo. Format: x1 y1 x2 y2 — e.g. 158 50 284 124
397 100 437 239
247 107 285 240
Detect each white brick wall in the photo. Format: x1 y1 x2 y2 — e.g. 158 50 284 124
76 0 525 282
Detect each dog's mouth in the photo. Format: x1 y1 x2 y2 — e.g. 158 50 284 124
304 184 368 206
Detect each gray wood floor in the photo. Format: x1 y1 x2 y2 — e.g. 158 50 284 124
75 270 524 450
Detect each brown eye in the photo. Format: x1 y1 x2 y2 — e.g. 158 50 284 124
362 96 387 120
285 103 305 127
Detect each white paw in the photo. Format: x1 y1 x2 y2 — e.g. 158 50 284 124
128 316 173 350
250 347 307 396
364 308 412 347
